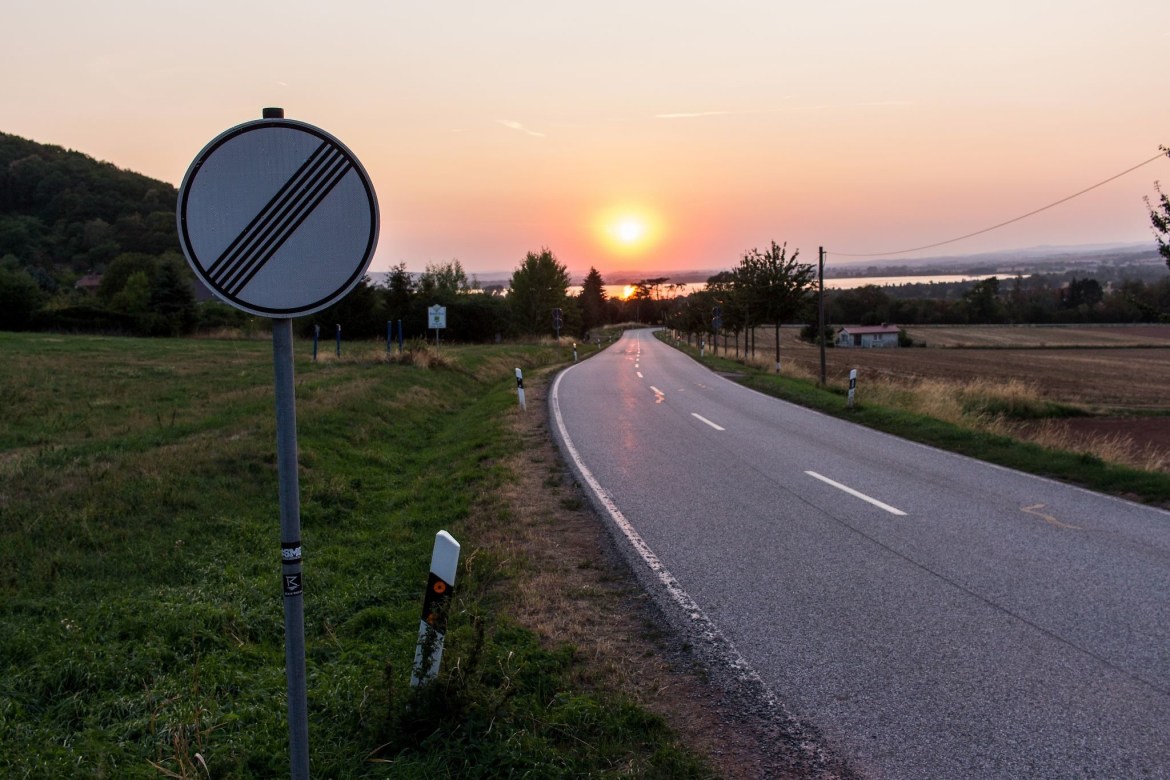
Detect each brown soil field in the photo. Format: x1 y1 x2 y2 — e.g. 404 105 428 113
717 324 1170 467
730 325 1170 410
902 324 1170 349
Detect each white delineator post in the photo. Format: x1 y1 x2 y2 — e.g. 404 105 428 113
411 531 460 687
515 367 526 411
848 368 858 408
573 343 578 363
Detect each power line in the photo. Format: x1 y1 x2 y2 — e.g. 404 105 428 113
829 150 1169 259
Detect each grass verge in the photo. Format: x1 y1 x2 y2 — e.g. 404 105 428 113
660 331 1170 507
0 332 713 778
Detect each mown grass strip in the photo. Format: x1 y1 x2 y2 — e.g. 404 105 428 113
0 332 711 778
662 332 1170 507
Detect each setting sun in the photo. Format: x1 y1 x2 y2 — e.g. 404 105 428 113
616 219 645 243
594 206 663 257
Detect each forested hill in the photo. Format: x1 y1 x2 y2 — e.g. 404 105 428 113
0 132 179 274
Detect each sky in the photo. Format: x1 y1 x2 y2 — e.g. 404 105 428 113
3 1 1169 280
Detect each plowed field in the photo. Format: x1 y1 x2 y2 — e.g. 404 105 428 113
738 324 1170 410
729 324 1170 464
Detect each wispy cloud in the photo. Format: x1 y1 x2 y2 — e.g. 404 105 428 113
497 119 545 137
656 101 910 119
655 110 731 119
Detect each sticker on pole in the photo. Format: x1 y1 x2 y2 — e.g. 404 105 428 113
177 118 379 318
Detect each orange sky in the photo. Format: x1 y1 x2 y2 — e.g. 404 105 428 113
4 1 1169 279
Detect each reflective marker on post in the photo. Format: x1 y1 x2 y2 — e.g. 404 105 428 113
515 367 526 411
411 531 460 687
848 368 858 408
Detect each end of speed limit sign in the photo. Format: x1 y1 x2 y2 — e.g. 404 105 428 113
177 117 379 318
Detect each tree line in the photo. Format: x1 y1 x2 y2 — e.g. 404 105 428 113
4 134 1168 339
303 251 581 342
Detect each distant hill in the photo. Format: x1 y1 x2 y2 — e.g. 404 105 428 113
0 132 180 275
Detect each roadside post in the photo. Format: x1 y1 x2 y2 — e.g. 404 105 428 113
386 321 392 352
411 531 461 686
848 369 858 408
397 319 404 353
515 367 526 411
573 343 578 363
177 107 379 780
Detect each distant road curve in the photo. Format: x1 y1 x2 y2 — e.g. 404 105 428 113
551 328 1170 780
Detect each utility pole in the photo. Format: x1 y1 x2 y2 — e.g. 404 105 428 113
819 246 827 386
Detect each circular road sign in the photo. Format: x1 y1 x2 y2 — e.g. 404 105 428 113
177 117 379 318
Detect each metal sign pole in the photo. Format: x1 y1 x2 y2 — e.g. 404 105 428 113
178 105 379 780
272 318 310 779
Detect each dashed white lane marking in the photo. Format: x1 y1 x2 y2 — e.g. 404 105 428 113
805 471 907 516
691 413 725 431
650 386 664 396
637 371 644 378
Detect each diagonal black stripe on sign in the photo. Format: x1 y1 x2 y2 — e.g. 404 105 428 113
223 157 353 296
215 149 346 292
213 145 350 293
206 141 352 294
221 154 353 296
208 143 342 286
205 141 332 280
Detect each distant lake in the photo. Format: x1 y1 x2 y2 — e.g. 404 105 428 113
575 275 985 300
823 274 984 290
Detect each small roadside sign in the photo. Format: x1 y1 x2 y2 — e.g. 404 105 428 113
428 305 447 330
177 117 379 318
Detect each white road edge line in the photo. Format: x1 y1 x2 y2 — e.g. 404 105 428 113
805 471 907 516
691 413 725 431
550 367 779 703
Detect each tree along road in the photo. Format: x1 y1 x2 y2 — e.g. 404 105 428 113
551 329 1170 779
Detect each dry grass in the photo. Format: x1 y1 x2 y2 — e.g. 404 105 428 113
879 378 1170 473
706 326 1170 474
1015 422 1170 474
844 373 1170 472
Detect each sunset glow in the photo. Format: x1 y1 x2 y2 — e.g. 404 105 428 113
2 2 1167 279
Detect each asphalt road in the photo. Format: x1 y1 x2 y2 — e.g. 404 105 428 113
551 328 1170 779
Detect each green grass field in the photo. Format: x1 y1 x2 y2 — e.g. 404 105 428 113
0 332 711 778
